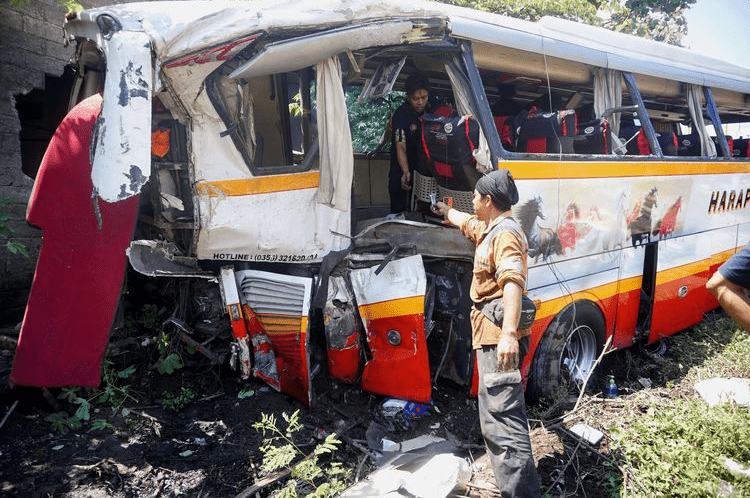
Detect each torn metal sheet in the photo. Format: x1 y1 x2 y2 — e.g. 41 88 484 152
324 276 361 384
92 30 152 202
354 220 475 261
127 240 213 278
234 269 314 405
194 187 350 262
229 21 416 79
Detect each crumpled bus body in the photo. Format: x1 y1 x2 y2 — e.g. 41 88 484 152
12 0 750 406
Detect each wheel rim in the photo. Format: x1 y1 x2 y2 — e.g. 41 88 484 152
560 323 598 385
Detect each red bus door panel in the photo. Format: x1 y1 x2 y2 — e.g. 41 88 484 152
11 94 140 387
647 234 719 343
349 255 431 404
233 270 313 406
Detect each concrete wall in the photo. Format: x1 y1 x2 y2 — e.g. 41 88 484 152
0 0 76 326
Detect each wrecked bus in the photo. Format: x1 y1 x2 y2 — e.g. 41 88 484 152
11 0 750 407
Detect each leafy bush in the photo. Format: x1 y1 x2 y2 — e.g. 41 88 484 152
46 361 136 433
162 387 196 412
253 410 350 497
609 316 750 497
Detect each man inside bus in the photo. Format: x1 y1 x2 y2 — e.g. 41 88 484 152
431 169 542 498
706 243 750 331
387 72 431 213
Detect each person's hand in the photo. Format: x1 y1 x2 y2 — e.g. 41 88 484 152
400 170 411 190
431 201 451 217
496 333 519 371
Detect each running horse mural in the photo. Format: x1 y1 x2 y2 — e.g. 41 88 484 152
516 196 564 262
653 196 682 240
627 187 658 246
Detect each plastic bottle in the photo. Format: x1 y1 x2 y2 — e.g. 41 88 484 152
605 375 618 398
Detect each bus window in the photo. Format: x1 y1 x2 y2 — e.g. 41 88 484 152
207 64 319 175
674 86 734 158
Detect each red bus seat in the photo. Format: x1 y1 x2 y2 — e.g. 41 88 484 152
517 109 577 154
573 118 611 155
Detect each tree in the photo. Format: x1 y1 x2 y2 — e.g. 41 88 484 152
440 0 696 44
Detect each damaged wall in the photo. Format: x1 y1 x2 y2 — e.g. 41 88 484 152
0 0 116 327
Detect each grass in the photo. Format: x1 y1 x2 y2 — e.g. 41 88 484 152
606 313 750 497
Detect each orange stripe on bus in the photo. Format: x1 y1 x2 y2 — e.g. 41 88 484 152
535 276 640 321
535 247 739 321
505 160 750 180
195 171 320 197
359 296 424 321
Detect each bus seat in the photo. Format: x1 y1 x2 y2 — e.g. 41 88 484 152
660 132 679 156
677 134 733 157
517 109 576 154
573 118 611 154
494 115 515 150
411 170 439 212
420 112 479 191
437 184 474 214
619 126 649 155
620 126 678 156
733 138 750 158
677 133 701 156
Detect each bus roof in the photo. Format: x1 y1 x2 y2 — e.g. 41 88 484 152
64 0 750 94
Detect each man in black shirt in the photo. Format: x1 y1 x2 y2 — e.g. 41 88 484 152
388 73 430 213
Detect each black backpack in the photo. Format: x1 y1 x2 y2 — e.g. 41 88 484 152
420 111 479 180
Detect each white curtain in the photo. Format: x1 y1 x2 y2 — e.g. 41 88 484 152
593 68 622 137
445 62 493 173
687 84 717 157
316 56 353 211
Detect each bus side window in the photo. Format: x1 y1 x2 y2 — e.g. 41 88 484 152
208 65 318 175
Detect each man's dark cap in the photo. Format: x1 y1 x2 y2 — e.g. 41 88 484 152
476 168 519 208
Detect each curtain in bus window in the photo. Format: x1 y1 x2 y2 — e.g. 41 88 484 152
687 84 717 157
445 60 492 173
593 68 622 137
315 55 353 211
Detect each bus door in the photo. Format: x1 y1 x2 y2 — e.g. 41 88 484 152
349 255 432 404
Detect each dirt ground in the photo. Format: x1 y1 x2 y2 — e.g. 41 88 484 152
0 307 690 498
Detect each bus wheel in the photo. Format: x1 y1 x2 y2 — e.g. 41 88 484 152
527 301 605 405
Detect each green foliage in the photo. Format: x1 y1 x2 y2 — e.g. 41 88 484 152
46 411 79 434
253 410 350 496
162 387 196 412
611 399 750 496
447 0 599 24
345 86 403 153
123 304 162 337
97 360 136 410
58 0 83 13
9 0 82 13
238 388 255 399
0 199 29 258
90 419 113 431
608 316 750 496
438 0 696 43
46 361 136 433
157 352 184 375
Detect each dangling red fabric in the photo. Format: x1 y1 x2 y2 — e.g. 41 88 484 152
11 94 140 387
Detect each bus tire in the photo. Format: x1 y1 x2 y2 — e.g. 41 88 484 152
526 300 605 405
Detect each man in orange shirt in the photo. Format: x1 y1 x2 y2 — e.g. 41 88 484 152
432 169 541 497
